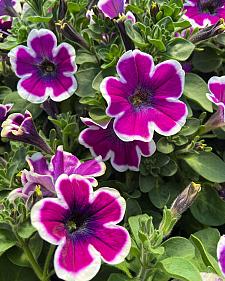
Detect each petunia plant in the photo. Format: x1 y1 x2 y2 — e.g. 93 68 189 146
0 0 225 281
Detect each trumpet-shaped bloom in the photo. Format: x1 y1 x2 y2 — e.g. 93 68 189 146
183 0 225 27
217 235 225 277
79 118 156 172
0 16 12 42
0 103 12 124
206 76 225 124
0 0 21 16
8 29 77 103
18 145 106 201
31 174 131 281
101 50 187 142
97 0 135 22
98 0 125 19
1 110 51 153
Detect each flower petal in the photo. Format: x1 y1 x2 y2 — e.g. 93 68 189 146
150 60 184 99
98 0 125 19
31 198 68 244
90 225 131 264
55 174 92 211
152 99 188 136
75 158 106 178
217 235 225 277
17 72 51 103
89 187 125 224
79 119 156 172
49 74 77 102
26 152 49 174
50 146 80 180
207 76 225 106
27 29 57 59
54 43 77 74
54 238 101 281
8 46 36 77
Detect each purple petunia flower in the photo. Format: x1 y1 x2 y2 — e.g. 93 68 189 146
100 50 187 142
217 235 225 277
0 103 12 124
0 0 21 17
8 29 77 103
16 145 106 201
1 110 52 153
207 76 225 121
31 174 131 281
183 0 225 27
79 118 156 172
97 0 135 22
0 16 12 42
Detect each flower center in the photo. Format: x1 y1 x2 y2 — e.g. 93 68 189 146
66 220 77 233
130 87 151 107
39 59 56 75
198 0 223 14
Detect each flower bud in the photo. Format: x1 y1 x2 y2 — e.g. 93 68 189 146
171 182 201 217
56 19 89 50
1 110 52 154
190 18 225 44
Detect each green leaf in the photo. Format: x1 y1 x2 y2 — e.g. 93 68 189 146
124 21 148 48
108 273 132 281
192 48 222 73
182 152 225 183
161 237 195 260
128 214 150 245
148 182 170 209
3 92 42 118
139 174 155 193
160 257 202 281
17 220 36 239
27 16 52 23
165 38 195 61
183 73 213 112
157 138 175 154
160 160 178 176
125 199 142 220
191 187 225 226
179 118 201 136
76 51 98 64
0 255 39 281
192 228 220 258
0 229 16 254
190 235 222 275
76 67 100 97
7 233 43 267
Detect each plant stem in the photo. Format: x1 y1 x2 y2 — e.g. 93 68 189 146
16 235 43 280
43 245 55 281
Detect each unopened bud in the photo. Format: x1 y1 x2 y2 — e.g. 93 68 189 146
58 0 67 20
150 2 159 19
56 20 89 50
190 19 225 44
171 182 201 217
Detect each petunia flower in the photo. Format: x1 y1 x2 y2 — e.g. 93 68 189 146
0 0 21 17
97 0 135 22
8 29 77 103
14 145 106 202
79 118 156 172
0 103 12 124
100 50 187 142
0 16 12 42
217 235 225 277
183 0 225 28
204 76 225 132
31 174 131 281
1 110 52 153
